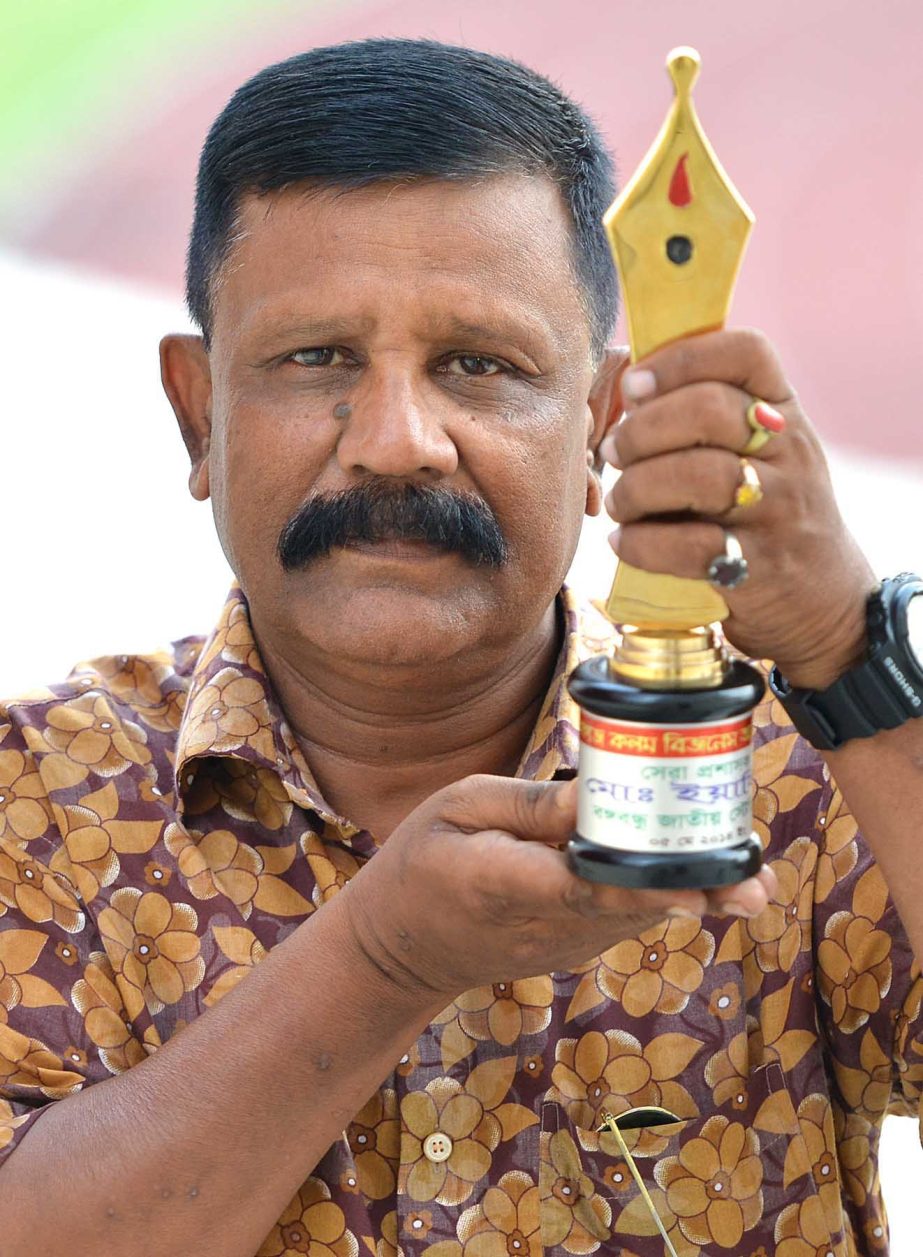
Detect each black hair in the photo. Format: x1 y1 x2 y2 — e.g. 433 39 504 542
187 38 618 356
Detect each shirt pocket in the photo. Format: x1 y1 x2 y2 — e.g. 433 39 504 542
540 1062 837 1256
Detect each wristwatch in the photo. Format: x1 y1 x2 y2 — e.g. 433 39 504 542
769 573 923 750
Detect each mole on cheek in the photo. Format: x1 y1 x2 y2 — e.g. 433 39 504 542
332 402 353 420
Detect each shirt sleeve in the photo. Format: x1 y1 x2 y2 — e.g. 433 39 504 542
0 706 138 1166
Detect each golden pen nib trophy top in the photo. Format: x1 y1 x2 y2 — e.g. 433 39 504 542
566 47 765 891
605 46 754 689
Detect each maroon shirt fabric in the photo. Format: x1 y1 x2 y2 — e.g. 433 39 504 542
0 585 920 1255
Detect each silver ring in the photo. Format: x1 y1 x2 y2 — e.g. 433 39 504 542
707 529 749 590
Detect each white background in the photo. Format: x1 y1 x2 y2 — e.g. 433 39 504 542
3 248 922 1249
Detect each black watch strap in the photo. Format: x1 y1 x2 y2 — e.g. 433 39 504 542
767 574 923 750
769 658 910 751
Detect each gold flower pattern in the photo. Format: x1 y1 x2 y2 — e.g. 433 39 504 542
742 836 817 976
552 1027 701 1146
72 955 155 1073
25 691 151 787
257 1177 358 1257
180 667 277 765
785 1093 841 1237
817 867 893 1034
0 586 918 1257
98 889 204 1019
462 1170 542 1257
774 1195 836 1257
302 829 361 905
0 929 66 1023
349 1090 400 1201
705 1031 754 1113
568 918 714 1020
455 977 554 1047
0 841 84 933
398 1057 535 1208
0 748 52 844
0 1097 29 1151
203 925 267 1008
654 1116 763 1250
540 1129 611 1253
164 821 263 918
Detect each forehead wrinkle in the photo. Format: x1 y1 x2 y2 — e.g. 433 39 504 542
234 173 572 278
239 308 378 344
216 177 592 357
237 289 563 363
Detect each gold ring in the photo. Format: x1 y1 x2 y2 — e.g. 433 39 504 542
733 457 763 510
741 398 785 456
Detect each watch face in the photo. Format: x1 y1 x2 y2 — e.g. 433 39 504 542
907 592 923 671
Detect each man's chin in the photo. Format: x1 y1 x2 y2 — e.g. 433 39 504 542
279 572 500 669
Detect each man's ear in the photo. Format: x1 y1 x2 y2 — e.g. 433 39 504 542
160 334 212 501
584 346 631 515
588 345 631 466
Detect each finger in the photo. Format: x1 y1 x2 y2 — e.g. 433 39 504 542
601 381 787 470
479 835 713 922
621 328 794 412
439 774 579 847
589 346 633 474
609 519 734 581
707 864 778 918
463 804 771 925
606 448 770 523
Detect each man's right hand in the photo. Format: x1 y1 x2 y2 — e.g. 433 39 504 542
344 774 776 999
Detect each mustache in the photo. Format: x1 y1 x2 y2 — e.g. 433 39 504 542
277 481 509 571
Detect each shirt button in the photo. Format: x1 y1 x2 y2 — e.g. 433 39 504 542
422 1132 453 1163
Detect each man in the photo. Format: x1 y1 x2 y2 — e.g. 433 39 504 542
1 37 921 1257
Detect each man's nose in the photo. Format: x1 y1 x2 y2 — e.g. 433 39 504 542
334 368 459 480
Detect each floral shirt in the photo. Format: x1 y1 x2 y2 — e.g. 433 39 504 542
0 585 921 1257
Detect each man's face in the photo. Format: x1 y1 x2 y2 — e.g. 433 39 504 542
193 174 601 667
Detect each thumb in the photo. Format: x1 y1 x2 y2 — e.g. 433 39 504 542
439 774 577 846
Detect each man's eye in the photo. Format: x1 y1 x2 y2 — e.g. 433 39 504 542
290 347 343 367
443 354 504 377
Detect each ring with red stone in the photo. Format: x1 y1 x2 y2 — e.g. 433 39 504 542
741 399 786 456
707 530 749 590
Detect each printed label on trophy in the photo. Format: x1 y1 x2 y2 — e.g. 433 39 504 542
576 712 754 853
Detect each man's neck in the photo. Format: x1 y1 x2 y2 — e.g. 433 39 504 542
252 602 562 840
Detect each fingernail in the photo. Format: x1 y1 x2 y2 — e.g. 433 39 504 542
757 865 778 896
721 899 758 919
608 526 621 553
555 778 578 808
666 905 699 918
750 401 786 433
622 368 657 403
599 433 619 467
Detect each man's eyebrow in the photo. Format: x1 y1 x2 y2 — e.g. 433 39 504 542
435 316 553 354
240 310 556 359
245 314 377 344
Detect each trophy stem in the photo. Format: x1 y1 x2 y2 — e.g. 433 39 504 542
609 625 727 690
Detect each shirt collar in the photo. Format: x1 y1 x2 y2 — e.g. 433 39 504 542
174 586 332 820
175 584 617 819
514 587 617 781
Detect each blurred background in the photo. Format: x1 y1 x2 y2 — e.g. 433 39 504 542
3 0 922 1242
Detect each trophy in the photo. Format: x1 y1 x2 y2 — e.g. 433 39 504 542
568 47 765 890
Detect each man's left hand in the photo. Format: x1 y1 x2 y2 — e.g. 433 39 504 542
599 327 876 689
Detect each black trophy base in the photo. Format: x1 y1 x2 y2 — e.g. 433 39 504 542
568 833 763 890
